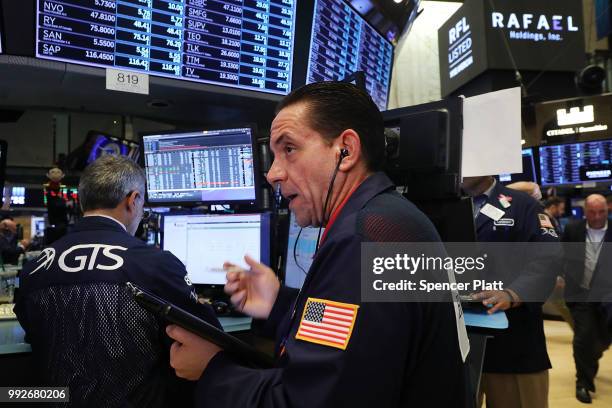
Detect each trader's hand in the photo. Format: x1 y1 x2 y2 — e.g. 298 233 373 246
224 255 280 319
19 239 31 250
471 290 513 314
166 325 221 381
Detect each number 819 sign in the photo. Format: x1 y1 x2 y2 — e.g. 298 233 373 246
106 68 149 95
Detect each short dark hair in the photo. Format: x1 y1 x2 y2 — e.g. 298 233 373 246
276 81 385 171
544 196 564 209
79 155 145 212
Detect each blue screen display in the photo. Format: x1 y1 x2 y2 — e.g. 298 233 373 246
36 0 296 95
306 0 393 110
284 211 321 289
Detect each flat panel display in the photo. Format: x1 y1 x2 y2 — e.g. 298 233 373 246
36 0 296 95
306 0 393 110
162 212 270 285
31 216 46 238
142 127 257 205
539 139 612 186
284 211 321 289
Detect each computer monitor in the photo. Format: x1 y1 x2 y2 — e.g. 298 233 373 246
498 148 538 184
539 139 612 186
161 213 270 286
142 127 259 206
571 207 584 218
284 212 322 289
305 0 394 111
382 97 463 199
30 216 46 238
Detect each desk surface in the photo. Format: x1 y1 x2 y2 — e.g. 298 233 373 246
0 316 253 356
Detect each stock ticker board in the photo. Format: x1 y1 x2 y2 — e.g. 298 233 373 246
306 0 393 110
36 0 296 95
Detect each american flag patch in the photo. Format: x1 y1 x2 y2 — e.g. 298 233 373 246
295 298 359 350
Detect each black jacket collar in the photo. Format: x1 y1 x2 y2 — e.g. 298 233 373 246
73 216 128 234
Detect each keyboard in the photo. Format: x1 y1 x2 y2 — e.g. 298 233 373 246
0 303 16 320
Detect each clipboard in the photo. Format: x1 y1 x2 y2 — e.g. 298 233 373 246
126 282 274 368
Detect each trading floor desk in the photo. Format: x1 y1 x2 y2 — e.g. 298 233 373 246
0 316 254 386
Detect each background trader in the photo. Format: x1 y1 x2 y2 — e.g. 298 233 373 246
562 194 611 403
464 175 559 408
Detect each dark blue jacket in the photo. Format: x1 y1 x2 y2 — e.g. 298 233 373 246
561 219 612 302
15 216 219 407
0 231 24 264
476 183 559 373
195 172 467 407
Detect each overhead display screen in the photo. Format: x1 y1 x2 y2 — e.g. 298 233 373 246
36 0 296 95
539 140 612 186
306 0 393 110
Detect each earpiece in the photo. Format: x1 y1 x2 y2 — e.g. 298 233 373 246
318 147 349 251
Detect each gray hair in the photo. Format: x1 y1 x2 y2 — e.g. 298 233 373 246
79 155 146 211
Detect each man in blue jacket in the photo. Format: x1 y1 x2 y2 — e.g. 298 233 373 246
463 176 559 408
15 155 219 407
166 82 468 407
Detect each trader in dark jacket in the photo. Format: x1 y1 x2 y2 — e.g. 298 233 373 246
15 155 220 407
0 217 30 264
463 176 559 408
562 194 611 403
166 82 468 407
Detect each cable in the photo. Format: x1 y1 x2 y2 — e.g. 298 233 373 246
292 227 307 275
315 150 346 252
486 0 527 96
